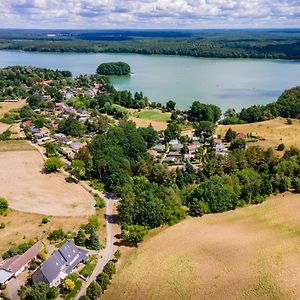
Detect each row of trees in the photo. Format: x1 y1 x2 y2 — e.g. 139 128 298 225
222 86 300 124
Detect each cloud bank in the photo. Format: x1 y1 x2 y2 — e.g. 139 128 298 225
0 0 299 29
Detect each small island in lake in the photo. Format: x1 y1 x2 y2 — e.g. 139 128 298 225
96 62 131 76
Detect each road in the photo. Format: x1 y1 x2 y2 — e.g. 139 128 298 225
29 141 119 299
75 190 118 299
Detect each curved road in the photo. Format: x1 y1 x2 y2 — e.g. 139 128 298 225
75 190 118 299
29 141 118 299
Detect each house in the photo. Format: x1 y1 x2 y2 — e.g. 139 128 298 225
171 143 183 151
184 154 195 160
215 144 227 156
24 120 32 127
153 144 165 152
163 157 175 164
32 240 88 287
213 138 222 146
0 241 42 285
236 132 247 139
168 151 181 157
53 133 68 144
70 141 84 153
147 149 158 158
187 145 198 154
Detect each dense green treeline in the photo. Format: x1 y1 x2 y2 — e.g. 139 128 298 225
1 31 300 59
222 86 300 124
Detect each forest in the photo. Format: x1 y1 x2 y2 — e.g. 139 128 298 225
0 29 300 59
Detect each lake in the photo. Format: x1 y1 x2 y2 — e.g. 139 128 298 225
0 50 299 111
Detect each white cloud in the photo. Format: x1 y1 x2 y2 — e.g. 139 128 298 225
0 0 298 28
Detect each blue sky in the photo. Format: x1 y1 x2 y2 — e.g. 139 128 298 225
0 0 299 29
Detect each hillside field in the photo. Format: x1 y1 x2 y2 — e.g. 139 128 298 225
217 117 300 152
104 192 300 300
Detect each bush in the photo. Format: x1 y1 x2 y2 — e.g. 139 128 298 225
121 224 149 244
48 229 66 242
94 195 105 209
0 223 5 229
86 281 102 300
114 249 121 261
43 157 63 173
96 272 110 291
286 118 293 125
90 180 104 192
0 197 8 215
41 217 50 224
277 143 285 151
103 260 116 279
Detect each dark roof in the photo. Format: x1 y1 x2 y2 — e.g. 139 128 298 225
34 240 88 284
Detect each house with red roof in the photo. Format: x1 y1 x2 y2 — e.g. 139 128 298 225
0 241 42 284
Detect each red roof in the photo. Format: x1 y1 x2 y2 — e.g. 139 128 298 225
0 241 42 274
24 120 32 127
236 132 247 138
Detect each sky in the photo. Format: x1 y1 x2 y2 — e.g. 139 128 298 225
0 0 299 29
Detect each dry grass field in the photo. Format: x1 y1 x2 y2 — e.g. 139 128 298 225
217 117 300 152
0 147 95 216
0 210 88 255
0 100 26 117
104 192 300 300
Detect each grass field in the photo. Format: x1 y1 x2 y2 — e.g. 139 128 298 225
0 140 34 151
104 192 300 300
0 210 88 255
129 109 170 131
217 117 300 152
0 148 95 216
0 100 26 117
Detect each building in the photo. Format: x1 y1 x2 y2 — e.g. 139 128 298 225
0 241 42 285
32 240 88 287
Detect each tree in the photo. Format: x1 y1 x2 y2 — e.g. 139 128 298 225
0 197 8 214
64 278 75 291
188 199 209 217
86 281 102 300
277 143 285 151
86 229 100 250
224 108 237 118
74 228 86 247
103 261 116 279
188 101 221 123
165 100 176 112
114 249 121 261
164 122 180 142
70 159 86 180
121 224 149 244
229 138 246 150
43 157 63 173
96 272 110 291
224 128 236 142
45 142 59 157
24 282 57 300
58 114 86 137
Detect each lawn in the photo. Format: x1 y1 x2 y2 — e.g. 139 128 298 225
103 192 300 300
0 100 26 117
129 109 170 131
133 110 171 122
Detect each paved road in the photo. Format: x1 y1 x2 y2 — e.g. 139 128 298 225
75 190 117 299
